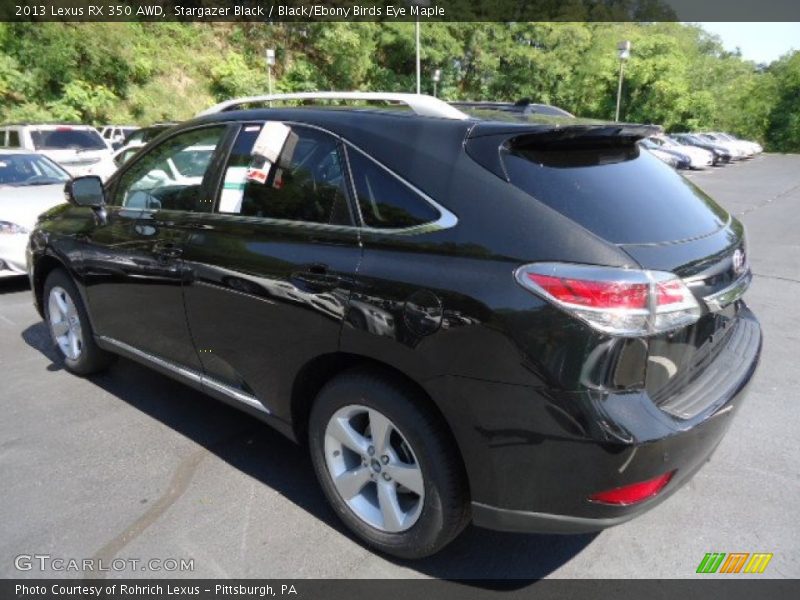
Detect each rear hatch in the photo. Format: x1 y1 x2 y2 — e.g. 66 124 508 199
466 122 755 418
30 126 111 173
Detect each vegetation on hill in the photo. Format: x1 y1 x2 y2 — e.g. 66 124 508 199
0 21 798 151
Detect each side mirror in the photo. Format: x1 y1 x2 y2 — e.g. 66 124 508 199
65 176 106 208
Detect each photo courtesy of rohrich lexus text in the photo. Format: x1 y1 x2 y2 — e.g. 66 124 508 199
0 1 798 598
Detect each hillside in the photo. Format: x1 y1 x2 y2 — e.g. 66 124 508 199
1 22 798 151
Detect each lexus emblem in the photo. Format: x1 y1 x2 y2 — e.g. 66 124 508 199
732 248 746 275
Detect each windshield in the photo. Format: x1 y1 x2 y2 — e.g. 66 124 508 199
31 128 107 151
502 142 729 245
0 153 70 186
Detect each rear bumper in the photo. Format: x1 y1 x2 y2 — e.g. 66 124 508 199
428 307 762 534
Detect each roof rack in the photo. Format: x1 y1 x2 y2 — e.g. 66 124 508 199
196 92 470 120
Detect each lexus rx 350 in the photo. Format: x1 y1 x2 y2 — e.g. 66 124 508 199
27 93 761 558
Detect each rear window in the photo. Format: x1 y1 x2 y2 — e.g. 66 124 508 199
502 143 729 245
31 128 107 151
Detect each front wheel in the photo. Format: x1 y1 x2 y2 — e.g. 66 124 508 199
43 269 114 375
309 369 470 558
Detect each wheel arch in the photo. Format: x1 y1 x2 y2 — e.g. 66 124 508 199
32 253 70 318
289 352 471 497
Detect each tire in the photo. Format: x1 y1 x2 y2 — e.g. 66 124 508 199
309 368 470 559
43 268 115 376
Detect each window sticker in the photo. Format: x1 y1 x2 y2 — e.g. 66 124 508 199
218 166 249 213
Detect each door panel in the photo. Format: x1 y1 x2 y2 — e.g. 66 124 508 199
82 125 229 370
181 122 361 418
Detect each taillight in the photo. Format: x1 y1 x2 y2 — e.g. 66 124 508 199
515 263 701 336
588 471 675 505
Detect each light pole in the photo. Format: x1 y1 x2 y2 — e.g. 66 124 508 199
615 41 631 122
409 0 430 94
432 68 441 98
265 48 276 106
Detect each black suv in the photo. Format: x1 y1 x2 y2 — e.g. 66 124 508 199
28 93 761 559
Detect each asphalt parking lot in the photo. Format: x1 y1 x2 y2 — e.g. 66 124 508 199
1 154 799 582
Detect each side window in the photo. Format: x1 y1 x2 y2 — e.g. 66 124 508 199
347 150 440 229
218 123 352 226
113 126 226 211
8 130 20 148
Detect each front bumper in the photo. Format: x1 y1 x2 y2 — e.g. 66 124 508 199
427 307 762 534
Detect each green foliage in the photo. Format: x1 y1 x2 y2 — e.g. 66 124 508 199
0 22 797 152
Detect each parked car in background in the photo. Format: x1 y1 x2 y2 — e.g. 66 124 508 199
0 123 116 180
28 92 760 559
647 136 714 169
639 138 686 168
697 133 749 160
121 123 177 147
0 151 69 277
112 142 144 168
708 132 763 156
112 123 180 169
101 125 139 150
451 99 576 118
670 133 734 164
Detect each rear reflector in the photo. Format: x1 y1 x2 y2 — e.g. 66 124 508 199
588 471 675 506
515 263 701 336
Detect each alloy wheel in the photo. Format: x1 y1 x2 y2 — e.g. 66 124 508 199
324 404 425 533
48 286 83 361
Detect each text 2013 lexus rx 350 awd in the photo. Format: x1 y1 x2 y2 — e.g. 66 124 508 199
27 94 761 558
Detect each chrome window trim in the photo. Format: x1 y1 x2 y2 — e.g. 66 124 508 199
211 120 458 236
96 336 270 415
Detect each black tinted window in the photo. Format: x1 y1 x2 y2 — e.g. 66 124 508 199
502 144 728 245
348 150 439 229
7 131 20 147
218 124 352 225
31 128 107 150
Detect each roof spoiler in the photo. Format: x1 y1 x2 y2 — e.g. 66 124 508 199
468 122 662 145
465 122 663 181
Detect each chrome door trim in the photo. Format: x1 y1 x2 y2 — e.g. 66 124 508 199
96 335 270 415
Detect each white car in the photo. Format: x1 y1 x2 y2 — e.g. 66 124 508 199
643 146 680 168
649 135 714 169
112 141 145 167
710 132 763 155
0 124 117 180
100 125 139 150
0 151 70 277
698 133 750 159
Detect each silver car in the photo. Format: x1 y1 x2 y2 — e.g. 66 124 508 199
0 151 70 277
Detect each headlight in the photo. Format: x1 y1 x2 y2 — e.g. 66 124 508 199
0 221 30 235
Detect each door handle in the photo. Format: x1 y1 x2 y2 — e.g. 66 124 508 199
291 264 340 292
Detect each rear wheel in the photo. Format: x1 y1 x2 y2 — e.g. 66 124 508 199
309 369 470 558
43 269 114 375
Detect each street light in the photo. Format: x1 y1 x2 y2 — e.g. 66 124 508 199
615 40 631 122
432 68 441 97
409 0 431 95
265 48 276 106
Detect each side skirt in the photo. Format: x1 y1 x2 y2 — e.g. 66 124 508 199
95 335 297 441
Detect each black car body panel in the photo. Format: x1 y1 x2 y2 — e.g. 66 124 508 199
28 105 761 535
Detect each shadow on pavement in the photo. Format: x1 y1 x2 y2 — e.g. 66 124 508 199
21 320 597 585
